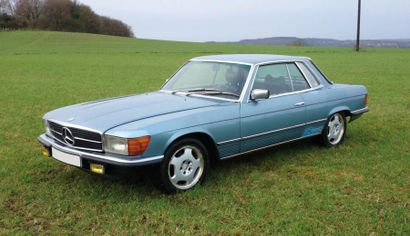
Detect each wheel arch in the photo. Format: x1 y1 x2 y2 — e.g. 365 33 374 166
328 106 352 118
165 129 219 164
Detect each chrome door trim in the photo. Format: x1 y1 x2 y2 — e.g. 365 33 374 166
217 137 242 145
189 59 254 66
305 118 328 125
239 64 257 102
242 123 305 140
220 133 319 160
256 59 306 66
217 118 327 146
267 85 324 99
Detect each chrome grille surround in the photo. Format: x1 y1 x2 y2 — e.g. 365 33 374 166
47 120 103 152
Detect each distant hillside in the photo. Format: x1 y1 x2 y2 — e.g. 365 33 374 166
212 37 410 48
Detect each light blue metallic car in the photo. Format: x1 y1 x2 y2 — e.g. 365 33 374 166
38 54 369 192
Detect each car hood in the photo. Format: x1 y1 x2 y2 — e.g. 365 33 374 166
44 91 226 132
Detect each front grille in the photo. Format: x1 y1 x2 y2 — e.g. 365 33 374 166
48 121 103 152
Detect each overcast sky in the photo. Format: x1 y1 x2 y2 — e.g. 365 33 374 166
79 0 410 42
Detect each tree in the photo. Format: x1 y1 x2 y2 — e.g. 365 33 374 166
14 0 42 28
39 0 72 30
0 0 17 29
100 16 133 37
1 0 134 37
77 4 100 33
0 0 16 15
0 12 17 29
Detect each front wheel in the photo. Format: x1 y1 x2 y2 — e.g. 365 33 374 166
159 138 209 193
321 112 347 147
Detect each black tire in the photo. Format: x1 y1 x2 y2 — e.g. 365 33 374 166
159 138 209 193
321 112 347 147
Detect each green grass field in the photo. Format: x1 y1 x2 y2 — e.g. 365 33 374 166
0 31 409 235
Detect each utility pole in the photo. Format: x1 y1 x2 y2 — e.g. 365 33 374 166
355 0 361 52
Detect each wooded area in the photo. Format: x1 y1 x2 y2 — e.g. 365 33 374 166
0 0 133 37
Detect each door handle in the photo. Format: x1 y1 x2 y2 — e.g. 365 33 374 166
294 102 305 107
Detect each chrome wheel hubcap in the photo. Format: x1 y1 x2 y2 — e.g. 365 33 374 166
168 146 204 190
327 113 345 145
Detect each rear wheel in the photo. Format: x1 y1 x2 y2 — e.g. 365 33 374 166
159 138 209 193
321 112 346 147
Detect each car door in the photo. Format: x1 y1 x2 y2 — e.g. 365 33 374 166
240 63 308 152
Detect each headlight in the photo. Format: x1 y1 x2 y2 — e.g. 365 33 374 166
104 135 150 156
44 119 51 135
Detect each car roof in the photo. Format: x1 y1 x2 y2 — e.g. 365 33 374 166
191 54 310 65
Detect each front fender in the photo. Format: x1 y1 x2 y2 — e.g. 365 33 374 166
165 127 215 149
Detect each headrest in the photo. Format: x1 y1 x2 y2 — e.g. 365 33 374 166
226 68 246 84
265 74 274 81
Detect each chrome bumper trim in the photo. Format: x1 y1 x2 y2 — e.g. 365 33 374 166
38 134 163 165
351 106 369 115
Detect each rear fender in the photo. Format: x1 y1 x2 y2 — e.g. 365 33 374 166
328 106 351 118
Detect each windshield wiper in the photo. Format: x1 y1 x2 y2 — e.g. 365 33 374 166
171 88 217 94
172 88 240 98
186 88 220 92
188 88 240 98
197 91 240 98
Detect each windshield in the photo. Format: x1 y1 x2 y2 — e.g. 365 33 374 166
162 61 251 99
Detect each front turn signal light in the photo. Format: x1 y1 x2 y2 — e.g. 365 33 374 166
364 94 368 106
128 136 151 156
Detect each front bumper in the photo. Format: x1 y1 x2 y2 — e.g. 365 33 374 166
38 134 163 173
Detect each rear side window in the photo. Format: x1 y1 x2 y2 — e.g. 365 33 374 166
308 59 333 84
296 62 321 87
287 63 310 91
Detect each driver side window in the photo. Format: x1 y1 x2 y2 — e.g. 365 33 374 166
252 64 293 96
252 63 311 96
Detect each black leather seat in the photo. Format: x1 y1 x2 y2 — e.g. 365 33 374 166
265 75 291 95
225 68 247 93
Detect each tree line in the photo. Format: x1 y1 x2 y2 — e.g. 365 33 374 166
0 0 133 37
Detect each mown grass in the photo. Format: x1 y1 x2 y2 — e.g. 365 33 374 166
0 31 409 235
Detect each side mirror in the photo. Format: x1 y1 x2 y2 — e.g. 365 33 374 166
250 89 270 100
